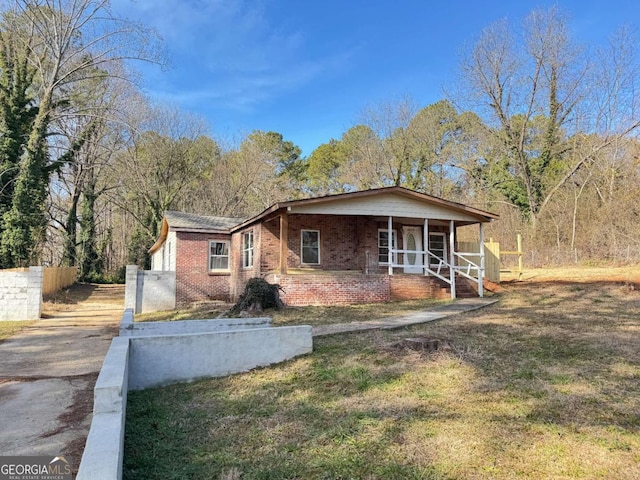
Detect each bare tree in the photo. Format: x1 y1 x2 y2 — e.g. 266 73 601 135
0 0 163 266
456 7 640 229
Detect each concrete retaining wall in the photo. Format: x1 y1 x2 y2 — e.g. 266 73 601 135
77 310 313 479
128 325 312 390
77 337 129 480
120 311 272 337
0 266 43 321
124 265 176 314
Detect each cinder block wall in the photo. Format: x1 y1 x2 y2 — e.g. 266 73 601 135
0 266 43 320
125 266 176 314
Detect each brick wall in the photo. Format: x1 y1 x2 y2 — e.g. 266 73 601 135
260 214 390 273
260 218 280 273
230 226 261 300
274 273 390 306
175 231 231 305
174 216 456 306
389 275 450 301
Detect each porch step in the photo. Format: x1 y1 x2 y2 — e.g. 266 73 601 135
433 275 479 298
457 276 482 298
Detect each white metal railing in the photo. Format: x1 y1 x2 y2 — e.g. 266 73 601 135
453 251 484 295
387 249 453 285
373 248 485 298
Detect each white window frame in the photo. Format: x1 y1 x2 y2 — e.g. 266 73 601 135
301 229 320 265
378 229 397 265
209 240 230 272
242 230 254 269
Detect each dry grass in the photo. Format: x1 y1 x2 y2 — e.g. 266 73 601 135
502 264 640 284
0 321 34 342
42 283 125 315
124 277 640 479
135 297 449 327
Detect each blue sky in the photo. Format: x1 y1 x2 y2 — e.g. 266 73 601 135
112 0 640 156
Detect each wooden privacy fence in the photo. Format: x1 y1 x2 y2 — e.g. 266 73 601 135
457 240 501 283
43 266 78 296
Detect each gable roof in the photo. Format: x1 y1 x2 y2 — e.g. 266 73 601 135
231 186 498 232
149 187 498 254
164 211 246 231
149 211 247 254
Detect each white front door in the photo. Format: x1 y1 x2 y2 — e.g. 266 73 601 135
402 226 423 274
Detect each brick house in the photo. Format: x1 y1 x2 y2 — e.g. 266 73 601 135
149 186 498 307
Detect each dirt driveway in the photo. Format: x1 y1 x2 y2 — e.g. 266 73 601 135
0 284 123 470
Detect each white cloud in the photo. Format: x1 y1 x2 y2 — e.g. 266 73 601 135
112 0 354 111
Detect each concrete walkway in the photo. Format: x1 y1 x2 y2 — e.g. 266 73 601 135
313 297 499 337
0 284 123 464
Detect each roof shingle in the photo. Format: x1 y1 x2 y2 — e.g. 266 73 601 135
164 211 246 231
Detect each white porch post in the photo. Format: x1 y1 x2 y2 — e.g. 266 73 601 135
479 223 485 297
388 216 393 276
449 220 456 299
423 218 429 275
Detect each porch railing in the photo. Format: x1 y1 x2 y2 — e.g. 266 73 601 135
388 249 453 285
453 251 484 296
383 248 484 297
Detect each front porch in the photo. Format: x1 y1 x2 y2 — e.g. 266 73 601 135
268 213 487 302
379 217 487 300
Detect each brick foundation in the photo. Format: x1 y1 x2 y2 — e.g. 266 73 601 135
389 275 450 300
272 273 390 306
269 273 452 306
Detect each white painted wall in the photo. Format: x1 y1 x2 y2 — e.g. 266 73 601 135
290 192 484 222
124 266 176 314
0 266 42 321
77 336 129 480
77 311 313 479
151 231 176 271
120 316 272 336
128 325 312 390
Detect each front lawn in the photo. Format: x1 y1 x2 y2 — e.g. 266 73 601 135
135 297 450 327
124 280 640 479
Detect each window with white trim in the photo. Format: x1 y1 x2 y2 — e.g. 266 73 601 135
209 240 230 271
378 229 397 264
301 230 320 265
242 230 254 268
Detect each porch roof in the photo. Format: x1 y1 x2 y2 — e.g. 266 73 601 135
231 186 498 232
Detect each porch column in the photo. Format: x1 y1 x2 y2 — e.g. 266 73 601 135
423 218 429 275
388 216 393 275
478 223 485 297
449 220 456 299
279 212 288 274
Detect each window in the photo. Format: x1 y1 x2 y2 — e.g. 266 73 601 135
301 230 320 264
209 240 230 271
242 230 254 268
378 229 397 264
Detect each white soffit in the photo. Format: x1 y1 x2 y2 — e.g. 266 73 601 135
289 193 484 222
